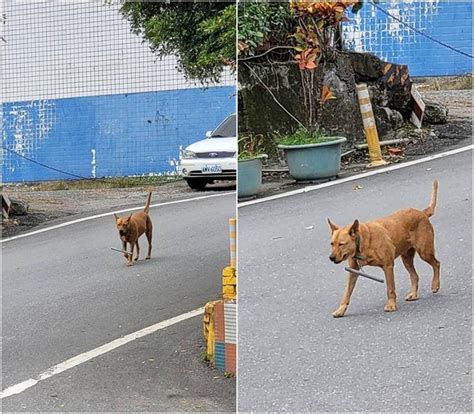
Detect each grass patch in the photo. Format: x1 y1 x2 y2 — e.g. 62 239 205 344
2 176 182 191
278 128 336 146
238 134 268 161
200 351 211 363
238 151 263 161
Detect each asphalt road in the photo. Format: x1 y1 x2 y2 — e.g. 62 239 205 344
2 193 235 412
238 150 472 412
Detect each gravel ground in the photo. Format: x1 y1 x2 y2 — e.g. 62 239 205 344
421 89 472 119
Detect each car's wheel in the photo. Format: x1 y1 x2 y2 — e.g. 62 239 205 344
185 178 208 190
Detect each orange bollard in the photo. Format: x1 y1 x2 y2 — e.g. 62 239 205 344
356 83 388 168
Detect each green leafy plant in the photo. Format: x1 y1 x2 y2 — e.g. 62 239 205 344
278 127 336 146
238 1 294 58
238 134 268 160
121 1 235 84
200 351 211 363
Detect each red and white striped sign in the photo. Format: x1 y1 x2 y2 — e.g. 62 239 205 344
410 85 425 128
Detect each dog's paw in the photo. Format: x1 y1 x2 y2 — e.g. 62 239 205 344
431 282 440 293
384 301 397 312
332 306 347 318
405 292 418 301
126 261 134 267
145 256 151 260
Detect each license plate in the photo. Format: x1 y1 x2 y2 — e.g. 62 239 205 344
202 165 222 174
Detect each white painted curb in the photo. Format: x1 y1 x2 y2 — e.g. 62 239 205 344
239 145 473 208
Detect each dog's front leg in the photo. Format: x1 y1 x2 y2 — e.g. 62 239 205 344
383 264 397 312
127 243 135 266
333 262 359 318
122 241 128 259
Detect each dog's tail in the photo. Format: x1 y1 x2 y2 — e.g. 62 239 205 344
423 180 439 218
143 191 152 214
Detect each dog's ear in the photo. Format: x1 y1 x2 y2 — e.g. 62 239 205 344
349 219 359 236
114 213 118 221
327 218 339 233
125 214 132 223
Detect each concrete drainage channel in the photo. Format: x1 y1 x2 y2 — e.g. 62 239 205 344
202 218 237 375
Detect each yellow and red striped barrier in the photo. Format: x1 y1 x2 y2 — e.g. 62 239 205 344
202 217 237 375
229 218 236 268
356 83 388 168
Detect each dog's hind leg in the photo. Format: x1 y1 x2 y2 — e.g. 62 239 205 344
135 241 140 261
418 248 440 294
402 248 419 301
332 259 359 318
145 217 152 260
414 224 440 293
428 256 441 294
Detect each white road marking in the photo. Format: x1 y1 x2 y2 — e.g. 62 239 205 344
239 144 473 208
1 192 234 243
0 307 204 399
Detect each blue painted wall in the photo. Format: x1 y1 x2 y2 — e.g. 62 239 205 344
344 0 473 76
2 86 235 182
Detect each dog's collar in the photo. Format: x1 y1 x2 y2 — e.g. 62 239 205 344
353 233 365 261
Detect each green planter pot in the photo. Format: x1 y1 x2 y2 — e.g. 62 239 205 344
238 157 263 199
278 137 347 181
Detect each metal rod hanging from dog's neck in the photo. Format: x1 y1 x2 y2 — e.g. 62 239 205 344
344 267 385 283
110 247 133 257
353 233 365 261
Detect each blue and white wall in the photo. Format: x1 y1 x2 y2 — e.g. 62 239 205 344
1 1 235 182
344 0 473 77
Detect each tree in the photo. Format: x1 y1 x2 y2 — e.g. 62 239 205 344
238 1 295 58
121 1 236 84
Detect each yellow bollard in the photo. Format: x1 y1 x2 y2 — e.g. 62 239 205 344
229 218 236 268
222 266 237 300
203 300 219 361
356 83 388 168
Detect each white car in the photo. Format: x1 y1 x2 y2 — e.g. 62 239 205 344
179 114 236 190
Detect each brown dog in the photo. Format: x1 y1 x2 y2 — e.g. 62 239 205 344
114 191 153 266
328 180 440 317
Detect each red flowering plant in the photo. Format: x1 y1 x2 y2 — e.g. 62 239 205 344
290 0 362 69
288 1 363 127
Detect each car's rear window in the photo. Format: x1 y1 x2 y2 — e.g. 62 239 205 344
211 114 236 138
